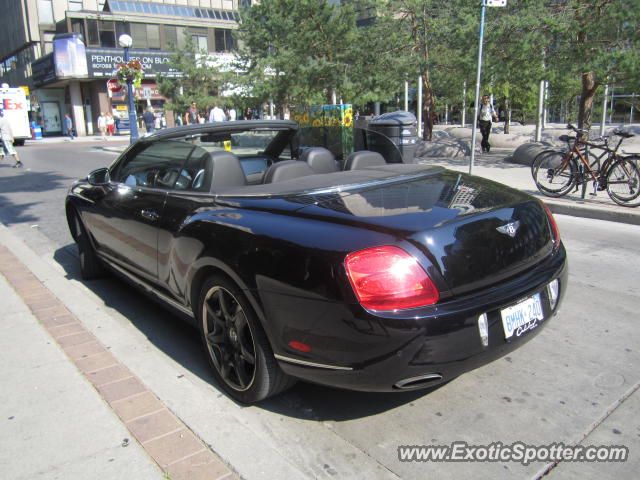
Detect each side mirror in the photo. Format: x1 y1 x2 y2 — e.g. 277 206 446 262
87 167 110 186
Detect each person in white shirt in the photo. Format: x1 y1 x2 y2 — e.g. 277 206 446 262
228 107 236 121
209 104 226 122
0 110 23 167
477 95 498 153
97 112 107 140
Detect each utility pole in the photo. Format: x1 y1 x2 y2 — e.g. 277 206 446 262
462 81 467 127
470 0 506 174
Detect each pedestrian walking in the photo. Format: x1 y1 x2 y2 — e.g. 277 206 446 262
97 112 107 140
208 103 226 122
477 95 498 153
65 114 75 140
0 109 23 168
228 107 237 121
106 112 115 136
143 107 155 133
184 102 200 125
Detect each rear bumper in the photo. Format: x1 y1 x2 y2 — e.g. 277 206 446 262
275 246 567 392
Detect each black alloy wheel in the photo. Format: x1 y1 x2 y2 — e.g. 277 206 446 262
198 276 295 403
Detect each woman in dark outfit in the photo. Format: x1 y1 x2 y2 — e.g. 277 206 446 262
478 95 498 153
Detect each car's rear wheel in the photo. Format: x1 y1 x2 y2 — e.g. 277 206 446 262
197 275 295 403
73 211 106 280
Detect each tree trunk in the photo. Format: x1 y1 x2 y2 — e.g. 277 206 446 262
578 71 598 138
421 72 434 141
504 96 510 134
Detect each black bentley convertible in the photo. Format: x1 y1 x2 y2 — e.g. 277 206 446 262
66 120 567 403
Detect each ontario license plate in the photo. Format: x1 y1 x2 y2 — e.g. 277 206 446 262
501 293 544 340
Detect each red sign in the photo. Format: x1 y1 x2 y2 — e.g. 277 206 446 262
2 98 24 110
107 78 123 93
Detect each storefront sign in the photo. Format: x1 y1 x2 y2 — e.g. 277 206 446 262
86 48 183 78
31 54 56 86
54 34 89 78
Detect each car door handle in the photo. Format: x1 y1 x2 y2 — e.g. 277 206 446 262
140 209 160 221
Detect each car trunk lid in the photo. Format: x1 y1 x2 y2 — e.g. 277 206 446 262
295 168 554 296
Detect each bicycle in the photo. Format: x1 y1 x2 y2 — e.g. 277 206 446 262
531 124 640 207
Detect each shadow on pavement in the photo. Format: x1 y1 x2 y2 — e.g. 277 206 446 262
53 244 440 420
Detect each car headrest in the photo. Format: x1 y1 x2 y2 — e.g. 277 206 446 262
263 160 315 183
301 147 338 173
207 151 246 191
343 150 386 170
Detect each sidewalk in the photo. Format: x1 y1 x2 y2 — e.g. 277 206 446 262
0 240 237 480
418 149 640 225
25 135 130 145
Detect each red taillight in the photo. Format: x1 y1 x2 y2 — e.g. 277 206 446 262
344 246 439 311
540 201 561 250
288 341 312 352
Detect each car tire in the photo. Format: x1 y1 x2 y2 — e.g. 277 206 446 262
197 275 295 403
73 211 106 280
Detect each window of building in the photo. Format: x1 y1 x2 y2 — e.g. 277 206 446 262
116 22 130 40
68 0 83 12
99 21 116 48
193 35 208 52
214 29 235 53
37 0 54 25
71 18 84 36
165 25 177 48
86 19 100 46
131 23 161 50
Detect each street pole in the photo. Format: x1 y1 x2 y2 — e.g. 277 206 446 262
417 76 423 138
600 83 609 137
462 81 467 127
535 79 544 142
469 2 487 175
404 81 409 112
118 34 139 143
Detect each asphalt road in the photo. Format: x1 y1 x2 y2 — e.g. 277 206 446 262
1 142 639 479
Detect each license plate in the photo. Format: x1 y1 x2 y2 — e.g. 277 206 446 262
501 293 544 339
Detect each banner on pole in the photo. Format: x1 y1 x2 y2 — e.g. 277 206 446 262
487 0 507 6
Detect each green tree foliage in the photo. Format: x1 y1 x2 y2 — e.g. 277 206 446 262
157 35 227 120
376 0 477 140
547 0 640 134
235 0 360 114
483 0 552 132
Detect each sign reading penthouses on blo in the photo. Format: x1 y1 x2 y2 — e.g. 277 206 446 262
86 48 183 78
486 0 507 5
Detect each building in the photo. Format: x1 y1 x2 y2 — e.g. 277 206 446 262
0 0 246 136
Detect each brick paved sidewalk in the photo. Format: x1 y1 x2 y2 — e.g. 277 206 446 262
0 244 238 480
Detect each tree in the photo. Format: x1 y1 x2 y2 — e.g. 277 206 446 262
483 0 553 133
157 35 227 121
378 0 476 140
548 0 640 135
235 0 359 115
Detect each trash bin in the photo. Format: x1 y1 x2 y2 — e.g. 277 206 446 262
367 111 418 163
30 121 43 140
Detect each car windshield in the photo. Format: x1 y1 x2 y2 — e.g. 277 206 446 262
191 129 288 156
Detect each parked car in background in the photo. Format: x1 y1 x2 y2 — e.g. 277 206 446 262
66 120 567 403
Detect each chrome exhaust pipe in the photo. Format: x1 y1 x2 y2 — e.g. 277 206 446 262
394 373 443 390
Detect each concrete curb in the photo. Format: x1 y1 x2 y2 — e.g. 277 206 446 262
542 199 640 225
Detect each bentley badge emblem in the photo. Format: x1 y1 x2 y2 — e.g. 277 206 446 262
497 220 520 238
